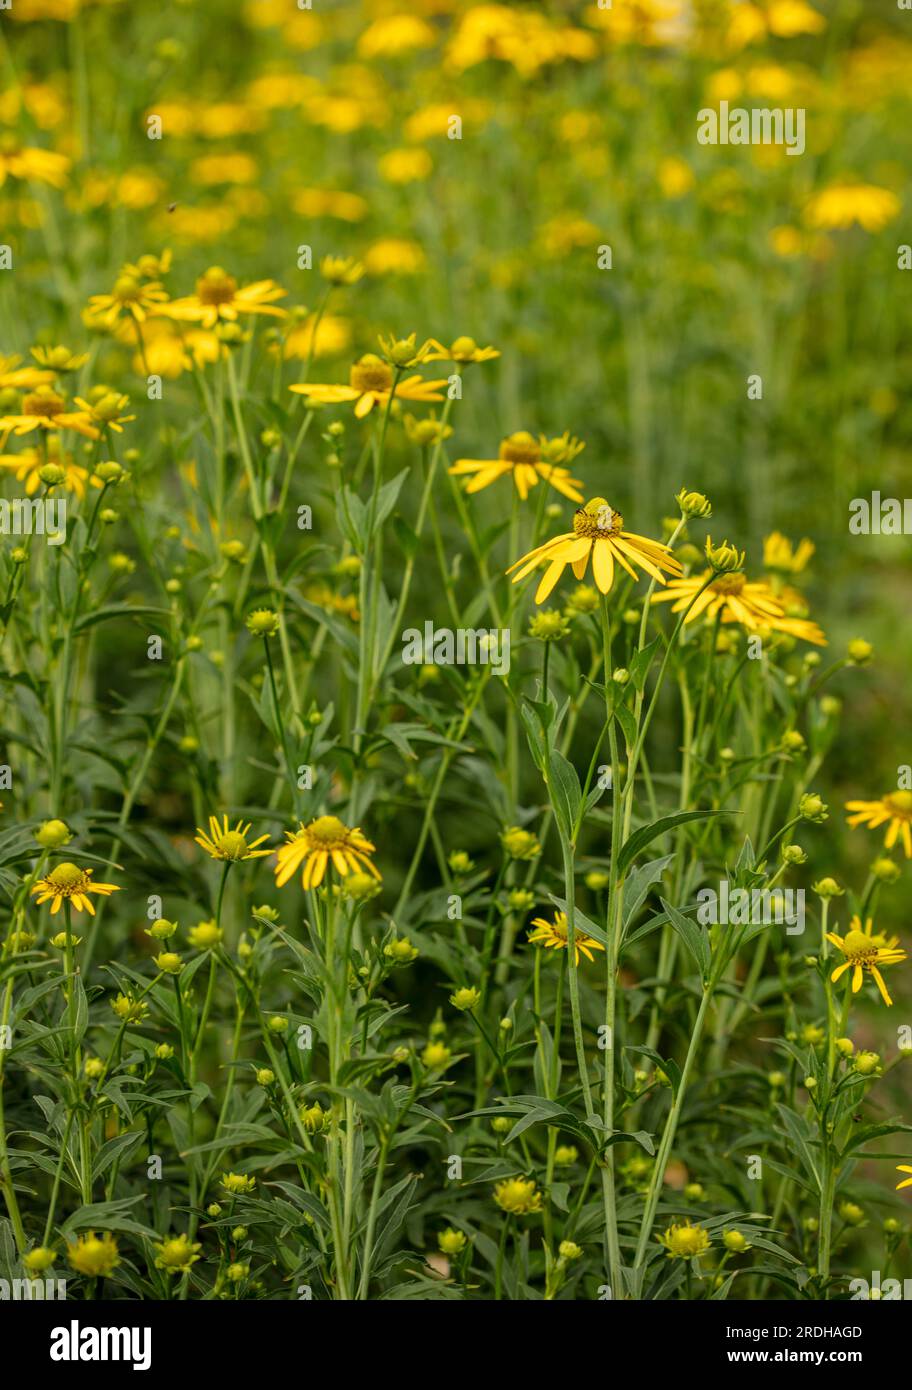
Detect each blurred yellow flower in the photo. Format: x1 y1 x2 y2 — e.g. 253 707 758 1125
804 183 900 233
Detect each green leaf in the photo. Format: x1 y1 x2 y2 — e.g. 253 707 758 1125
660 897 711 981
547 749 582 840
617 808 735 879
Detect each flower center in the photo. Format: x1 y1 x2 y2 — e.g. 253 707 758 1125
113 275 142 304
885 790 912 818
218 831 248 858
573 497 623 539
307 815 348 846
711 573 746 596
196 267 238 305
23 389 65 418
47 862 84 889
843 929 876 962
499 431 540 466
349 355 393 393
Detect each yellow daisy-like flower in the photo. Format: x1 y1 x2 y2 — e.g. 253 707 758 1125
86 272 170 329
160 266 287 329
0 444 97 499
896 1165 912 1192
652 570 826 645
289 353 448 419
763 531 815 576
66 1232 120 1278
0 352 54 390
493 1177 543 1215
826 915 906 1007
31 862 120 915
658 1219 711 1260
450 431 583 502
425 336 500 364
274 815 380 891
804 182 900 234
0 386 99 439
0 135 69 189
71 391 135 434
507 496 682 604
194 814 272 863
846 791 912 859
528 910 605 965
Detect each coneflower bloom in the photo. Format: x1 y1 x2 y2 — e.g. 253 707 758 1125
160 265 287 329
290 353 447 419
450 431 583 501
31 862 120 915
274 815 379 890
86 272 170 329
194 814 273 863
507 496 681 604
652 570 826 645
528 910 605 965
845 791 912 858
826 916 906 1006
0 387 99 440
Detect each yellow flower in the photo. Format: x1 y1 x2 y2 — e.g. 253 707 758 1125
161 266 287 329
221 1172 256 1194
0 444 96 499
437 1227 467 1256
0 352 55 390
86 273 170 328
67 1232 120 1278
658 1219 711 1259
846 791 912 859
154 952 182 974
378 147 433 185
652 570 826 645
450 431 583 502
188 920 223 950
763 531 815 575
29 346 88 375
493 1177 543 1215
362 238 426 276
154 1232 201 1272
507 497 682 604
319 255 364 287
449 986 481 1011
425 336 500 365
500 826 541 860
896 1165 912 1192
23 1246 56 1274
0 386 99 439
0 135 69 188
194 814 272 863
111 993 148 1023
804 182 900 233
528 911 605 965
826 916 906 1007
31 862 119 915
72 390 135 433
290 353 447 419
421 1041 451 1069
274 815 379 891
